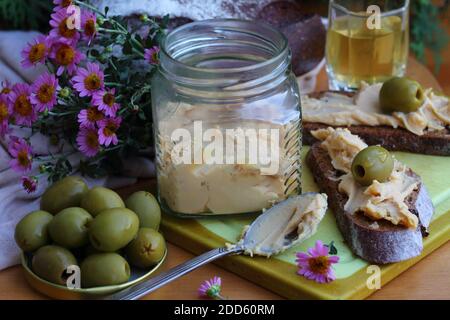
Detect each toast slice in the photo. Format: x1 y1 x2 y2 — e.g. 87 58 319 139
303 91 450 156
306 143 434 264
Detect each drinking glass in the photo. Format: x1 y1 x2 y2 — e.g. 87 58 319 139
326 0 409 91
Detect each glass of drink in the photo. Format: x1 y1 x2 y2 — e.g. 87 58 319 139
326 0 409 91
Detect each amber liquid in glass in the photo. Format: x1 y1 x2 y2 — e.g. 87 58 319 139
326 15 408 89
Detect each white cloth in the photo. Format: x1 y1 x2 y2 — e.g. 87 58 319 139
91 0 273 20
0 31 155 270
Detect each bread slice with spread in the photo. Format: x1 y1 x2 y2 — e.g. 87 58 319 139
306 127 434 264
302 80 450 156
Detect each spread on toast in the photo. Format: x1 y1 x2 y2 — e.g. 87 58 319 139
303 83 449 136
311 127 420 228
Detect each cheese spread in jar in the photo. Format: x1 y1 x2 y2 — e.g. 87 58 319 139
151 20 302 216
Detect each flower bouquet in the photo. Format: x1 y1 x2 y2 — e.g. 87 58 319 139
0 0 166 192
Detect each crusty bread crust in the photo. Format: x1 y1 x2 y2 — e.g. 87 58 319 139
302 91 450 156
306 143 434 264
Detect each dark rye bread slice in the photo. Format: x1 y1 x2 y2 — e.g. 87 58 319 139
306 143 434 264
302 92 450 156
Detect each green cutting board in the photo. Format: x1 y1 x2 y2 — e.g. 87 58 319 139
160 147 450 299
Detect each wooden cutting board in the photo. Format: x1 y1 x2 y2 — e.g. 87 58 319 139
159 147 450 299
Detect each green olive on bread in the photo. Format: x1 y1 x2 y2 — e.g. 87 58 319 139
379 77 425 113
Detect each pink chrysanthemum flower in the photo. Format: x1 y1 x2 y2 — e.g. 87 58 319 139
295 240 340 284
20 35 52 68
81 10 97 43
76 126 100 157
1 80 12 96
8 136 33 173
49 8 80 45
8 83 36 126
144 46 160 65
98 116 121 146
31 72 60 112
92 88 120 117
21 176 38 194
77 106 105 128
0 95 10 136
53 0 73 11
72 62 104 97
50 41 84 76
198 276 223 299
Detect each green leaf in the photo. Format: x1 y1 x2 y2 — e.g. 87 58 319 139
325 241 338 255
162 14 170 28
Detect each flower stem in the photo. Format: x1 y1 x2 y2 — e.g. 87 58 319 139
98 27 127 35
132 47 145 58
74 0 106 17
48 111 78 117
109 19 129 33
104 144 123 152
105 82 124 87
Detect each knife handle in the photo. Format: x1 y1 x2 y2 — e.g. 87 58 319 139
104 246 242 300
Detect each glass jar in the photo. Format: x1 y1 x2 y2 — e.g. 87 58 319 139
151 19 302 217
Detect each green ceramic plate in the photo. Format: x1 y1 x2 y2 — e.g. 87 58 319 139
21 249 167 300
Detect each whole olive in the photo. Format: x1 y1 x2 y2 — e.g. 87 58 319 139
40 176 88 214
15 210 53 252
81 187 125 217
81 253 130 288
48 207 93 249
351 146 394 186
379 77 425 113
125 191 161 230
125 228 166 268
88 208 139 252
32 245 78 285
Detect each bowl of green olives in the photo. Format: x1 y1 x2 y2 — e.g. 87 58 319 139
15 176 166 300
21 247 166 299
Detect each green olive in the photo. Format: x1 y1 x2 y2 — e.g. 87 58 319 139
88 208 139 252
48 207 93 249
81 253 130 288
32 245 78 285
15 211 53 252
351 146 394 186
379 77 425 113
40 176 88 214
125 228 166 268
81 187 125 217
125 191 161 230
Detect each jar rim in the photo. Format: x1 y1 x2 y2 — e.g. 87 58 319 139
160 19 289 76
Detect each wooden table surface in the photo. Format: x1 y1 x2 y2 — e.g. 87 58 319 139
0 57 448 300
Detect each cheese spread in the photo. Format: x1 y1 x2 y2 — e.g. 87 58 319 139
302 83 450 136
311 127 420 228
230 193 328 257
157 102 301 214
